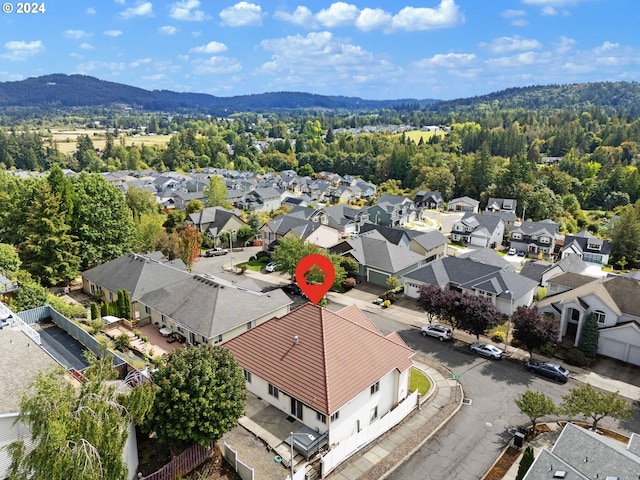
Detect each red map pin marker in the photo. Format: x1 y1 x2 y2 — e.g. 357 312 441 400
295 254 335 305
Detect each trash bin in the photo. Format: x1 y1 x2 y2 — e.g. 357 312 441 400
514 431 525 448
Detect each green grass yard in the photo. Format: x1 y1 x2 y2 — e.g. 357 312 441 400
410 367 431 395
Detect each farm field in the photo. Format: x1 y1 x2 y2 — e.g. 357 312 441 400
402 130 446 144
48 129 173 153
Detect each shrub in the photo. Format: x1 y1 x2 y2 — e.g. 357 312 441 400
342 277 356 290
383 300 391 308
510 337 523 348
256 251 270 260
114 334 131 351
492 331 505 343
249 256 256 262
88 319 104 335
382 291 397 303
565 348 588 367
539 342 556 357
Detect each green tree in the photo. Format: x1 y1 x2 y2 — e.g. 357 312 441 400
470 141 494 197
133 214 165 254
19 182 80 286
91 302 100 320
186 199 204 214
236 224 255 246
162 210 186 233
71 174 135 269
578 313 599 358
155 232 182 260
179 224 202 271
12 274 49 312
204 175 231 208
611 203 640 269
46 164 75 222
144 345 246 448
386 276 399 291
125 186 159 220
515 390 557 436
7 354 152 480
117 289 131 319
561 384 635 431
515 446 535 480
0 243 21 278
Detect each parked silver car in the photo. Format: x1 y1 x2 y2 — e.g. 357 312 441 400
421 324 453 341
469 342 504 360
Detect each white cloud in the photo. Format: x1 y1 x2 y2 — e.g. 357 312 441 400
219 2 263 27
392 1 465 31
413 52 476 68
356 8 393 32
273 6 314 27
65 30 91 39
79 42 94 50
142 74 168 81
190 41 228 54
158 25 178 35
316 2 359 28
1 40 45 61
554 36 576 54
104 30 123 37
192 31 202 37
120 1 154 19
481 36 542 54
275 0 464 32
541 6 558 15
511 19 528 27
257 31 403 93
86 8 96 14
75 60 126 73
521 0 585 5
130 58 152 68
502 9 526 18
114 0 125 4
170 0 209 21
594 41 620 54
193 56 242 74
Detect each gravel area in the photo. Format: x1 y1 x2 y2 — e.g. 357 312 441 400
221 425 290 480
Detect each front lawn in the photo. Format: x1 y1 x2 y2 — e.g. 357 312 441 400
234 260 268 272
410 368 431 395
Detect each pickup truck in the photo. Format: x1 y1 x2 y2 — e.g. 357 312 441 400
204 247 228 257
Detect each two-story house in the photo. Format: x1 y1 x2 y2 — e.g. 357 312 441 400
485 198 517 214
450 213 505 249
413 191 444 210
447 196 480 213
508 220 559 259
560 230 612 266
368 194 418 227
261 214 340 251
185 206 247 245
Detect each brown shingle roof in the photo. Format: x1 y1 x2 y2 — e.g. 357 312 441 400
224 303 414 415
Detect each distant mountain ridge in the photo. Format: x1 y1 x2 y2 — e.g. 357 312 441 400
0 74 431 113
1 74 640 115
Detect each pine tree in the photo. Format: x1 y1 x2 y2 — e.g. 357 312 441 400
515 446 534 480
578 313 599 358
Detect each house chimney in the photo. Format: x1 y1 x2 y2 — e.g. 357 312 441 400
294 335 299 345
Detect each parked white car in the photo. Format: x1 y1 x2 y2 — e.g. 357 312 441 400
265 262 277 272
421 324 453 341
469 342 504 360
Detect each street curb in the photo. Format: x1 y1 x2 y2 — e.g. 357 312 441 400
379 368 465 480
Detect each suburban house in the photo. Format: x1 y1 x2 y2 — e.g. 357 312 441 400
137 275 292 345
368 194 418 227
261 214 340 250
81 253 292 345
519 255 589 289
523 422 640 480
329 230 427 287
237 187 282 213
508 220 559 259
485 198 517 214
560 230 612 265
413 190 443 210
403 255 538 316
450 213 505 248
359 224 447 262
536 273 640 366
185 206 247 244
223 303 415 450
320 204 369 236
447 196 479 213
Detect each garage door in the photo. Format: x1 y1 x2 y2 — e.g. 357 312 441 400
600 337 626 362
628 345 640 366
368 270 389 287
404 282 422 299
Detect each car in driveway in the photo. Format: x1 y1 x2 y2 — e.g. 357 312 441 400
265 262 277 272
421 324 453 341
507 247 517 255
525 360 570 383
204 247 228 257
469 342 504 359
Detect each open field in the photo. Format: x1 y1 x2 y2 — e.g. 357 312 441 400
403 130 446 144
48 129 173 153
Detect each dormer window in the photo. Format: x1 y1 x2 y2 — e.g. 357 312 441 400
511 232 522 240
540 236 550 244
587 242 601 250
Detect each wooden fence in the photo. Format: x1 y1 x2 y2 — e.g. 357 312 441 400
140 443 215 480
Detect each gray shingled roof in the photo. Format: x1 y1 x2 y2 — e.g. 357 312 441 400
82 253 190 301
138 276 292 339
265 214 323 238
410 230 448 251
603 276 640 317
458 247 513 269
339 230 425 273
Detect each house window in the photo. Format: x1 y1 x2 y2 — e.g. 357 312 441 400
594 310 606 324
243 370 252 383
201 338 208 344
246 320 256 330
331 411 340 422
268 384 279 399
109 292 113 301
370 406 378 421
213 334 223 344
540 236 550 244
316 412 326 423
370 381 380 395
145 306 151 315
511 233 521 240
161 314 166 325
587 242 601 250
177 326 184 333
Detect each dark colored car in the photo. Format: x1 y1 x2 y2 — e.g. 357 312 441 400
525 360 570 383
282 283 302 296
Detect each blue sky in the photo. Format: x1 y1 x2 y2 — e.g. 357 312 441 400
1 0 638 100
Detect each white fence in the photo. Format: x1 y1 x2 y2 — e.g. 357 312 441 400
223 441 254 480
320 390 419 477
0 302 40 345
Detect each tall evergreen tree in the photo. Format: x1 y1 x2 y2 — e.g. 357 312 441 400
578 313 600 358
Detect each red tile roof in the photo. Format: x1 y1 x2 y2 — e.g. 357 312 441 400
224 303 414 415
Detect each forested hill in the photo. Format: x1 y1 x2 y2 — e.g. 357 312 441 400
432 82 640 116
0 74 429 113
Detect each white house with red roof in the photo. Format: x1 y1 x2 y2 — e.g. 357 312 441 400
224 303 415 452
